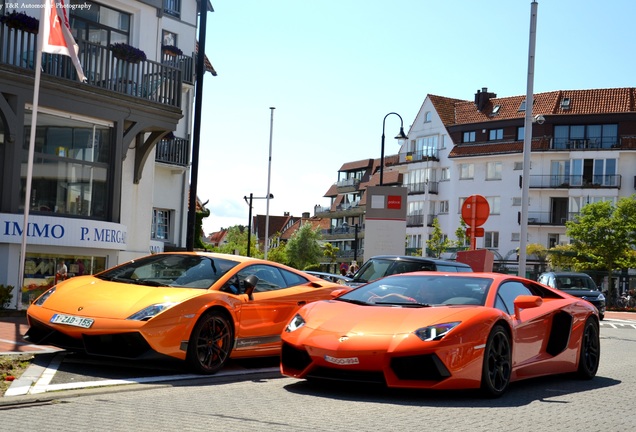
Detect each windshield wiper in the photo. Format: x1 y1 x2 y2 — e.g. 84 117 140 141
336 298 370 306
373 301 431 308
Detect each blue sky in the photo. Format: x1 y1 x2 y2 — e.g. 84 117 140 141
198 0 635 234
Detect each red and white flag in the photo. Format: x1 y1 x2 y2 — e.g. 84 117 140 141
41 0 86 82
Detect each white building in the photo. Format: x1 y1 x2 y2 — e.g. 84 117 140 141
0 1 215 309
401 87 636 271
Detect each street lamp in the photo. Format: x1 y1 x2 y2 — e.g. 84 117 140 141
244 193 274 257
380 112 408 185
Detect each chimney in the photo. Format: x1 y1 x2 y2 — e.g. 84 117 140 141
474 87 496 111
302 212 310 218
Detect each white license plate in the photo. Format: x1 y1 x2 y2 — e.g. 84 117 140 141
50 314 94 329
324 355 359 365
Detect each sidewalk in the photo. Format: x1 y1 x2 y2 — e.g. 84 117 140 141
0 313 61 355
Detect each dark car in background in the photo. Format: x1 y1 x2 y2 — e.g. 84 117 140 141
346 255 473 287
537 271 605 320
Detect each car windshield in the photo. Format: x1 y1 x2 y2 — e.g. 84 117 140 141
352 259 436 284
555 276 596 291
338 275 492 307
96 254 239 289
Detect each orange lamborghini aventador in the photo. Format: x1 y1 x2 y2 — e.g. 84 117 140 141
25 252 343 374
281 272 601 397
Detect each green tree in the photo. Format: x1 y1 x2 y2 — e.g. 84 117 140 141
285 223 323 270
215 225 261 257
322 242 339 273
526 243 549 273
453 219 469 250
426 217 450 258
266 234 288 264
565 196 636 300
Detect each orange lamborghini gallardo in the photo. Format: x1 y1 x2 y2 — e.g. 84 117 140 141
281 272 601 397
25 252 343 374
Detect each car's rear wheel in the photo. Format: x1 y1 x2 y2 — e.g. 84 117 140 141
481 324 512 398
186 311 233 374
577 317 600 379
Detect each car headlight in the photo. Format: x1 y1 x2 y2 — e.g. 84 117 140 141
33 287 56 306
127 303 176 321
414 322 460 341
285 314 306 332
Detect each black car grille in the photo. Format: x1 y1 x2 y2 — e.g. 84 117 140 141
306 367 387 385
24 317 84 350
281 342 312 371
390 354 451 381
83 332 153 359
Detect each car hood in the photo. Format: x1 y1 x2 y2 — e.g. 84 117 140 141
302 300 474 335
560 289 603 299
34 275 205 319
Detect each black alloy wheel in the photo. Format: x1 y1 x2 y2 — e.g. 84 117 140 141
577 317 600 379
186 311 233 374
481 324 512 397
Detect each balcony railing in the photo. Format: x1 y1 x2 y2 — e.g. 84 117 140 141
336 177 361 188
155 137 189 166
525 174 621 189
1 23 183 108
406 214 435 227
406 181 439 194
552 138 619 150
521 211 580 225
399 149 439 163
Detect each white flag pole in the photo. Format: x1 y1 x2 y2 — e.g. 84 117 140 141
16 4 47 310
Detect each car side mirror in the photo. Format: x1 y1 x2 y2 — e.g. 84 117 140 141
244 274 259 300
513 295 543 320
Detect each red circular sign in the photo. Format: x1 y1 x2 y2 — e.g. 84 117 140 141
461 195 490 227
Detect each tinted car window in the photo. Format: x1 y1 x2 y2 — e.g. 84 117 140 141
495 281 532 315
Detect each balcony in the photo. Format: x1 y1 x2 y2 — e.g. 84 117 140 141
520 211 579 225
406 214 435 227
335 177 361 192
406 181 439 195
0 24 185 108
399 149 439 164
155 137 189 166
524 174 621 189
552 138 619 150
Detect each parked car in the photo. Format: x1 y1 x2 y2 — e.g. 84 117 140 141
304 271 352 285
537 271 605 320
346 255 473 287
281 272 600 397
25 252 343 374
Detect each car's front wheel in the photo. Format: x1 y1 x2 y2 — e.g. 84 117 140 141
186 311 233 374
577 317 600 379
481 324 512 398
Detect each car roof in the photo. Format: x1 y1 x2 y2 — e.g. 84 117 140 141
541 271 593 278
365 255 472 267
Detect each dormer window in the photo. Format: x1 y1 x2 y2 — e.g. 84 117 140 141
518 100 526 111
561 98 571 110
491 105 501 116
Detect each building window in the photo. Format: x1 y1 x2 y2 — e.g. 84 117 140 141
513 161 523 170
162 30 177 47
517 126 524 141
512 197 522 206
439 200 449 214
488 129 503 141
485 231 499 248
164 0 181 18
459 163 474 179
70 1 131 45
152 209 171 240
440 135 447 149
548 233 560 248
416 135 438 158
486 161 502 180
463 131 476 143
511 232 520 242
486 196 500 214
440 167 450 181
424 111 432 122
553 124 618 149
22 110 112 219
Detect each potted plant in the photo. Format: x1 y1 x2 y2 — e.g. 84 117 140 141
0 11 39 33
0 284 14 309
161 44 183 56
109 43 147 64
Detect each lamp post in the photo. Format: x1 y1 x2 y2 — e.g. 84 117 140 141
380 112 408 185
264 107 275 260
244 193 274 257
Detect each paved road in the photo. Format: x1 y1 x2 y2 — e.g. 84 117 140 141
0 325 635 431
